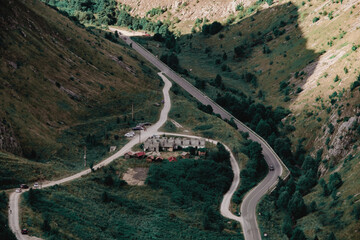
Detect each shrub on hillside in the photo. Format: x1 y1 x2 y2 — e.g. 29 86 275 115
202 21 223 35
234 44 251 59
290 228 306 240
195 78 206 89
313 17 320 23
281 215 293 238
287 191 306 219
328 172 343 192
352 204 360 220
214 74 223 87
160 53 179 70
328 123 335 134
197 103 213 114
241 71 258 87
350 75 360 91
262 44 271 54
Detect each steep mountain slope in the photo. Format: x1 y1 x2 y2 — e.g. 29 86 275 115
118 0 258 33
140 0 360 165
129 0 360 239
0 0 162 188
2 0 359 239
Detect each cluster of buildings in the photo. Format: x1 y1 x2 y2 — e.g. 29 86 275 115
143 136 205 152
123 136 207 163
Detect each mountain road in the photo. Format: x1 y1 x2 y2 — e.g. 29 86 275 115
111 27 289 240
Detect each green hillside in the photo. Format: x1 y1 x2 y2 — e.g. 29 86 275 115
0 0 162 189
20 82 249 240
131 0 360 239
2 0 360 239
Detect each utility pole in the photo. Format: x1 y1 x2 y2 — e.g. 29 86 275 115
132 103 134 121
84 146 87 167
39 171 43 189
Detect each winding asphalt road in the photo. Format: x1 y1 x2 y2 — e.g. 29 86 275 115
9 27 289 240
111 27 289 240
8 73 172 240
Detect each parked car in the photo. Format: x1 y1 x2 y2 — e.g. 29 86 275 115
15 188 22 193
124 131 135 138
132 126 144 131
269 165 274 171
20 184 29 189
33 182 39 189
21 229 28 234
138 122 151 127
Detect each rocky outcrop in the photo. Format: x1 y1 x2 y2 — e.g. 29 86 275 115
0 119 22 156
327 116 359 160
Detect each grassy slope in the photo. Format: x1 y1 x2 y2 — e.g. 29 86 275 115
0 0 163 189
117 0 259 34
298 152 360 240
20 83 248 239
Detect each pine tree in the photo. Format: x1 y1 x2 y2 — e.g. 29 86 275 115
329 172 343 192
214 74 222 87
277 190 290 209
287 191 306 219
327 232 337 240
282 215 293 238
290 228 306 240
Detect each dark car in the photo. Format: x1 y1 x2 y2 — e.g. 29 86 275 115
132 126 144 131
269 165 274 171
21 229 28 234
20 184 29 189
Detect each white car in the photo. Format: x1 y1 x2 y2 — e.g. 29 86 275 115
15 188 22 193
33 182 39 189
124 131 135 138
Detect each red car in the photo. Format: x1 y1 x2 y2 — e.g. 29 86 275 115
21 229 28 234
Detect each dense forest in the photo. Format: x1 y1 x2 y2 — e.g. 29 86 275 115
42 0 173 37
146 143 233 231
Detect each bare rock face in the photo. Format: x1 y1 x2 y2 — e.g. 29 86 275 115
0 119 22 156
328 116 358 160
